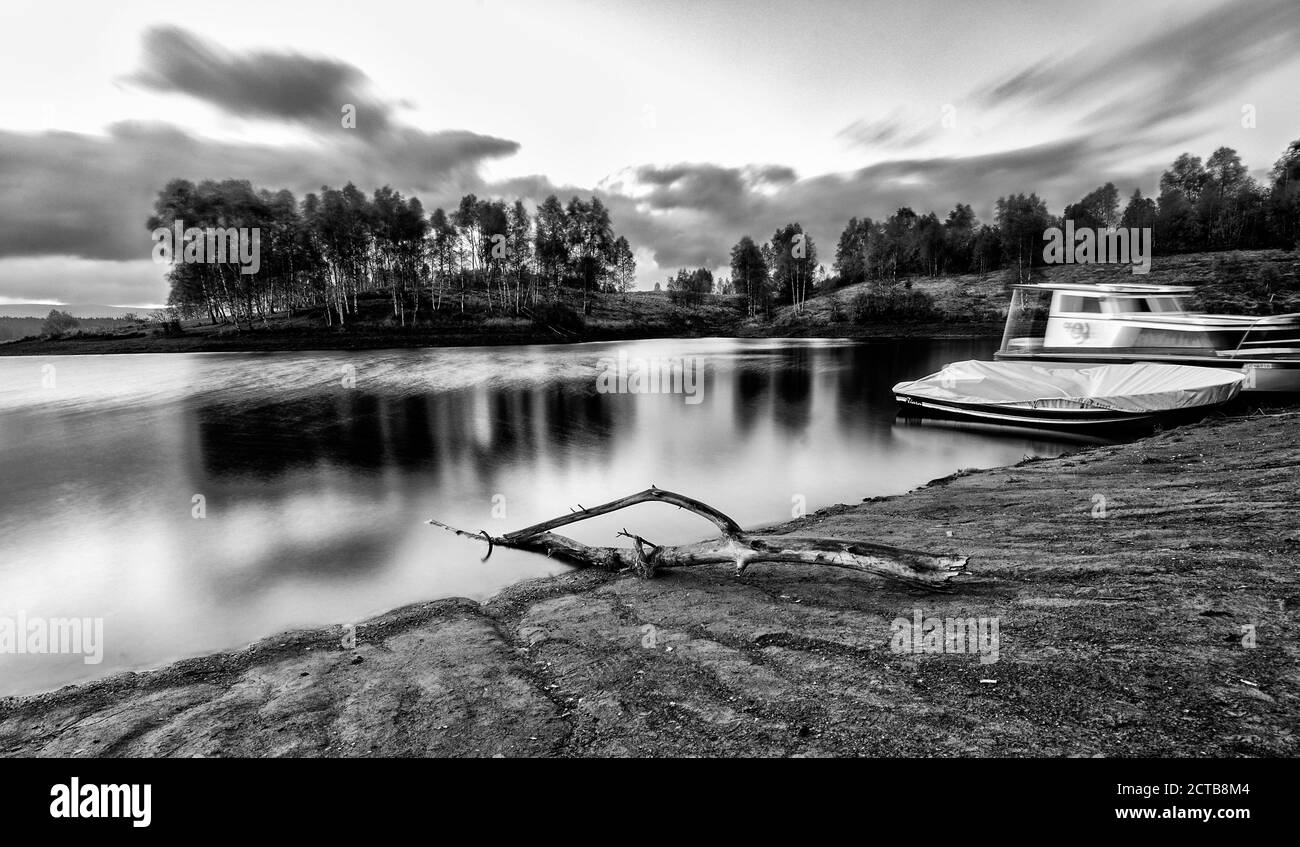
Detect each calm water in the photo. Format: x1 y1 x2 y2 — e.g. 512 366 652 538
0 338 1081 695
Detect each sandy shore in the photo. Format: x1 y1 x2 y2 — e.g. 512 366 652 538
2 412 1296 757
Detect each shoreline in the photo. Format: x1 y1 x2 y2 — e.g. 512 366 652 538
2 410 1296 756
0 322 1004 357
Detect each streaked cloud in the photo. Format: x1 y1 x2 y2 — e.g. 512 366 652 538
130 25 394 136
972 0 1300 137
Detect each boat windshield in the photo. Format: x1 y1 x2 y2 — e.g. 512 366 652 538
1000 287 1051 352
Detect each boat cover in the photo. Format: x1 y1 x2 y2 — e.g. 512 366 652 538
893 360 1243 412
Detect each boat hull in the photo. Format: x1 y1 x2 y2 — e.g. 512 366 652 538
893 393 1211 435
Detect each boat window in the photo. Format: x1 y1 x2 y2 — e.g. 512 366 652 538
1132 328 1214 348
1112 298 1152 313
1151 297 1185 312
1058 295 1102 314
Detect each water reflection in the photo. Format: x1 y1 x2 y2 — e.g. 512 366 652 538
0 338 1082 695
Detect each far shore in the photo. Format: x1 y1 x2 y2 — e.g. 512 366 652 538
2 410 1295 757
6 247 1295 357
0 321 1004 356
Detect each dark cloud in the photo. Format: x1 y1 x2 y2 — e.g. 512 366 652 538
130 26 393 135
629 163 796 221
0 122 519 264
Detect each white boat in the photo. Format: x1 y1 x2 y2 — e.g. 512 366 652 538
893 360 1244 433
993 283 1300 393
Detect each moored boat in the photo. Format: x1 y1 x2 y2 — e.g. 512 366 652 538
993 283 1300 393
893 360 1244 434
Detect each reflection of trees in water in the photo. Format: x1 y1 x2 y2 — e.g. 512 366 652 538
773 346 812 435
189 393 385 477
386 393 436 464
728 348 822 436
178 380 629 594
182 343 1005 484
188 379 624 480
834 345 870 425
543 381 617 446
834 343 903 431
732 360 770 434
490 391 523 453
831 342 987 434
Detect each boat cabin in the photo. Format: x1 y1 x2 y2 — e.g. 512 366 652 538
994 282 1300 392
999 283 1231 353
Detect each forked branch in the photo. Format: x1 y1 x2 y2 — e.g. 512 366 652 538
428 486 968 590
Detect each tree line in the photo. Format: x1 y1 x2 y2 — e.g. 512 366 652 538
828 139 1300 290
149 180 637 328
706 223 823 316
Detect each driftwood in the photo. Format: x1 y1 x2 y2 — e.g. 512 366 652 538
429 487 968 590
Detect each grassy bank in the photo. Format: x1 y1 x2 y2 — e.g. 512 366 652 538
764 248 1300 335
2 410 1295 757
0 291 742 356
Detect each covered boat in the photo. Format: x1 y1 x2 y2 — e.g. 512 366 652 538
893 360 1244 433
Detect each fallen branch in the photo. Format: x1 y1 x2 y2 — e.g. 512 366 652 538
428 487 968 590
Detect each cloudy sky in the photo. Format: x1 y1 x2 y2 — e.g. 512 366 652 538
2 0 1297 306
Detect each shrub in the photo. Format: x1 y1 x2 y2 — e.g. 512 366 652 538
149 319 185 338
529 301 585 334
828 294 847 323
41 309 79 337
850 286 938 323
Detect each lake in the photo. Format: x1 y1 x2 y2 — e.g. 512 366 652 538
0 337 1083 695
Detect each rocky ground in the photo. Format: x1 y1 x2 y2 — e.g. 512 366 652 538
2 412 1296 757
